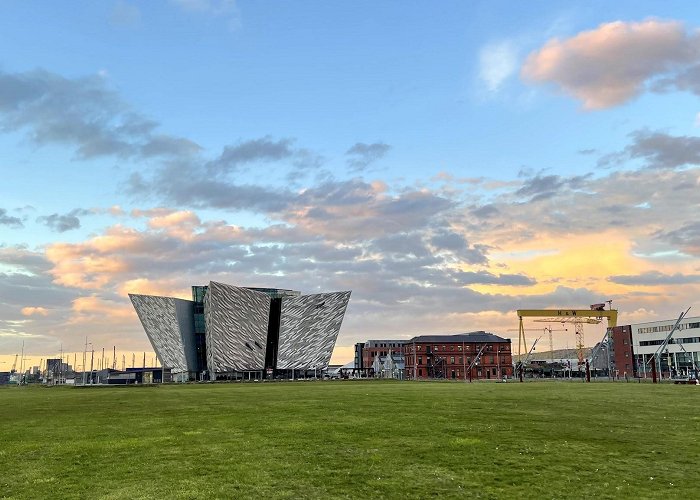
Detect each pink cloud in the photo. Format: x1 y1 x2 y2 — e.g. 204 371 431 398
21 306 49 317
522 19 700 109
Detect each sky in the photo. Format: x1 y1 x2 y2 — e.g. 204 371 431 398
2 0 700 368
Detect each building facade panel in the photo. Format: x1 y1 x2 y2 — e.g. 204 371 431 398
129 294 195 374
204 281 271 372
277 291 351 370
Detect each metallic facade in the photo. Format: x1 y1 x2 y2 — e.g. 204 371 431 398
204 281 271 372
129 294 196 374
277 291 351 370
129 281 350 378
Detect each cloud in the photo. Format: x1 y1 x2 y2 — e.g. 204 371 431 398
430 230 489 265
600 130 700 170
134 166 294 213
36 209 90 233
456 271 536 286
21 306 49 317
140 135 202 158
522 19 700 109
515 173 590 201
0 68 200 160
206 137 295 173
0 208 23 228
0 245 52 274
608 271 700 285
470 204 500 219
371 233 433 259
655 222 700 256
479 40 518 92
345 142 391 171
652 62 700 96
2 65 700 357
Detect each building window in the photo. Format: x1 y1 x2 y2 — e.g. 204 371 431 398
418 357 422 365
434 345 439 352
418 369 423 377
450 356 455 364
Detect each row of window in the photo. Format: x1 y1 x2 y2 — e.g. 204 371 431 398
366 350 396 357
638 322 700 334
639 337 700 346
409 344 509 353
406 356 508 365
369 342 405 348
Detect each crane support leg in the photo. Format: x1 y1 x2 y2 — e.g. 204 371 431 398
575 323 585 366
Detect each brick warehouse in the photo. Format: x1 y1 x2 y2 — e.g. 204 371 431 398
403 332 513 380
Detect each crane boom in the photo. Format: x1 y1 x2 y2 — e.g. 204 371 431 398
517 309 618 327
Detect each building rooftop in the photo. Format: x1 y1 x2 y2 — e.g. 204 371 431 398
364 339 409 347
406 331 511 343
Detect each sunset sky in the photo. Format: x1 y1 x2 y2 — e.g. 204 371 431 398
2 1 700 368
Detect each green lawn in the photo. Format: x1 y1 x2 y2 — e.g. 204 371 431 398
1 380 699 499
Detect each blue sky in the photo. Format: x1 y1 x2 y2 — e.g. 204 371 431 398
2 1 700 365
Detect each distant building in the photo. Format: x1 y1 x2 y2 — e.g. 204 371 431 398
130 281 351 381
612 316 700 378
361 340 407 368
352 340 408 378
404 332 513 380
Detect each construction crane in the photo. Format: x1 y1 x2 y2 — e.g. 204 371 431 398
508 327 567 362
10 354 18 373
534 317 600 366
516 305 618 372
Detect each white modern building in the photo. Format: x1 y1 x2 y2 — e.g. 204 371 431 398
617 316 700 378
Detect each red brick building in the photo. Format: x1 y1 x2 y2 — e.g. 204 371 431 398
404 332 513 380
610 325 636 377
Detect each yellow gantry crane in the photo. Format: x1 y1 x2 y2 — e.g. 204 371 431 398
516 305 618 367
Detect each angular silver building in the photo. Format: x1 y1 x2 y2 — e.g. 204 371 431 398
129 281 350 380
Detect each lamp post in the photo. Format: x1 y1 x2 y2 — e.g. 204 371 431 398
82 337 88 385
89 345 94 384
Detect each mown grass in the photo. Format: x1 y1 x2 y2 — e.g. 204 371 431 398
1 380 699 499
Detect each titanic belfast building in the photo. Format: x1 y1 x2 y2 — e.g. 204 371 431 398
129 281 351 380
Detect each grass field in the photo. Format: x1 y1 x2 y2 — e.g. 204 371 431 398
1 380 699 499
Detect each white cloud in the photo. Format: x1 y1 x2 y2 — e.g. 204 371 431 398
478 40 518 93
